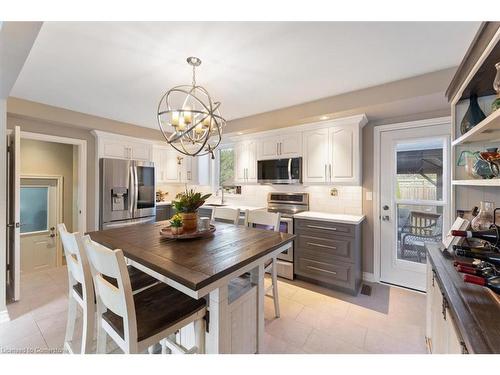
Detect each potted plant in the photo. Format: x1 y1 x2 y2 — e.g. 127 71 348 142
169 213 183 235
173 188 212 231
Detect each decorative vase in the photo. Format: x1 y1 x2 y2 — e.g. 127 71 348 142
180 212 198 231
171 226 183 235
461 94 486 135
471 201 495 230
492 62 500 112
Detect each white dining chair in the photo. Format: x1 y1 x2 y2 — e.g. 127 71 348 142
212 207 240 225
81 234 207 354
244 210 281 318
58 224 159 353
58 223 95 354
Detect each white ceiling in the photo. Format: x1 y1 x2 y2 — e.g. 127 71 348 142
12 22 480 128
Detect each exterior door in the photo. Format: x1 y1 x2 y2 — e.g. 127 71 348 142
20 178 58 274
7 126 21 300
379 123 449 291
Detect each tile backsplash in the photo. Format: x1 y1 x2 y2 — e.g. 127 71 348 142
157 183 363 215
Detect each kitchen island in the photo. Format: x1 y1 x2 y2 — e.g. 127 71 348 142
88 221 294 353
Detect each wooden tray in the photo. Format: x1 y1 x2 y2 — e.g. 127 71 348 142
159 224 216 240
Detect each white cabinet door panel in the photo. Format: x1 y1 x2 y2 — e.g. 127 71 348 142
303 128 329 183
103 141 128 159
234 142 247 183
280 133 302 157
246 140 257 182
130 142 151 161
330 125 354 181
259 137 278 160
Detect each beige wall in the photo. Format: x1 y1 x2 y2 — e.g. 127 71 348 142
20 139 74 232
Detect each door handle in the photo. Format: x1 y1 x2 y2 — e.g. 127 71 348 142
329 164 332 181
324 164 327 181
276 143 279 156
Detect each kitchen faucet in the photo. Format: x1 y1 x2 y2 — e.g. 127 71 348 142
216 186 225 205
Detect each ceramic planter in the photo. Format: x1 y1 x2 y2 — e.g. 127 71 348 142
180 212 198 231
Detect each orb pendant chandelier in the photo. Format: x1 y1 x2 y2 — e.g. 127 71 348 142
157 56 225 159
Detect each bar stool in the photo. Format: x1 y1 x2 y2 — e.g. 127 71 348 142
58 224 158 353
244 210 281 318
81 234 207 354
212 207 240 225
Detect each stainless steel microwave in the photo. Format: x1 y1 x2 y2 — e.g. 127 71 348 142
257 157 302 184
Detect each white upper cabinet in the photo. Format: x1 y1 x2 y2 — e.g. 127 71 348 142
257 133 302 160
303 128 329 183
152 145 198 184
330 124 357 183
234 139 257 183
303 116 365 185
95 131 153 161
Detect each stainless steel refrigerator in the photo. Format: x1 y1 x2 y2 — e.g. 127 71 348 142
99 158 156 230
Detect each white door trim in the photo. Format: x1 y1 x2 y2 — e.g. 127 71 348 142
21 175 64 267
19 131 87 233
373 116 451 283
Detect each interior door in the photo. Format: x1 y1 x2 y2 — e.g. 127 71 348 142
7 126 20 300
20 178 58 274
379 123 449 291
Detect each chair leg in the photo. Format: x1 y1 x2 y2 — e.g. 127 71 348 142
63 295 77 353
194 318 206 354
271 258 280 318
81 302 95 354
96 321 107 354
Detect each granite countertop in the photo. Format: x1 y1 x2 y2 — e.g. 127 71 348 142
293 211 365 225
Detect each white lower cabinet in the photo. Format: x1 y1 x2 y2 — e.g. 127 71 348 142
426 262 467 354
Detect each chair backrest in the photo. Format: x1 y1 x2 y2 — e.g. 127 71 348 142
212 207 240 225
80 235 137 346
57 224 94 303
244 210 281 232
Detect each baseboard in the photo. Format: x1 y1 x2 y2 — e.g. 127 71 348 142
0 308 10 324
362 272 376 283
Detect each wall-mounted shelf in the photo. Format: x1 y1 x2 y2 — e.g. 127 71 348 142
452 109 500 146
452 179 500 186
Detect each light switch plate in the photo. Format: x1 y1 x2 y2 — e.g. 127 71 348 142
366 191 373 201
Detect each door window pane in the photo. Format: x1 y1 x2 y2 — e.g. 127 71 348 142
396 140 443 201
397 204 443 264
20 187 48 233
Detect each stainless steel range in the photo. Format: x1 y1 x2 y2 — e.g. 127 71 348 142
267 192 309 280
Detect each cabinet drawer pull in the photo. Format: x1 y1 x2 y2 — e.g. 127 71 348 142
306 224 337 231
306 265 337 275
306 242 337 250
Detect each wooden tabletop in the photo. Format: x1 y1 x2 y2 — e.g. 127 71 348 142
427 243 500 354
87 221 294 291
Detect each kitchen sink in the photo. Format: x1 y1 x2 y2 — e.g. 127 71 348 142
205 203 227 207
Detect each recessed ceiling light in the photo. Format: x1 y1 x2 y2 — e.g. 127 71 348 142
320 116 329 120
237 132 243 135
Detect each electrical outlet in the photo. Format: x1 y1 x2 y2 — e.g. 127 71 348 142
330 188 338 197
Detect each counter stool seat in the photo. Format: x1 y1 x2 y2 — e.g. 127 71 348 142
103 284 206 342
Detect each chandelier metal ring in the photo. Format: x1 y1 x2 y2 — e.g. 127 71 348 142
157 57 225 158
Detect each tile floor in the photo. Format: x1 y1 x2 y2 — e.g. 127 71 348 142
0 267 427 354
